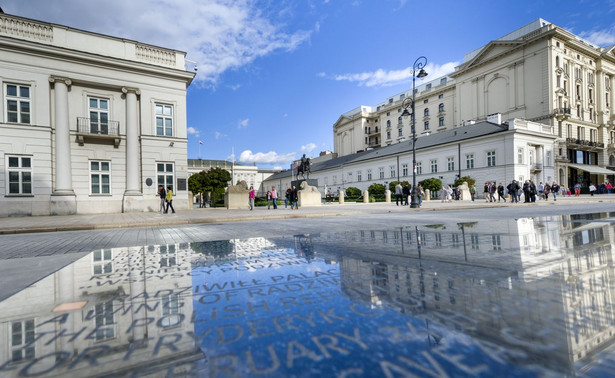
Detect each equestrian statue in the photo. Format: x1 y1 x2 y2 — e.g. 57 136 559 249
296 154 311 180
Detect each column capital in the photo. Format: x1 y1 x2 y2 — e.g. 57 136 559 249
122 87 141 95
48 76 72 86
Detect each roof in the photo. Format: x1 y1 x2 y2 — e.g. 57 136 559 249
267 121 508 181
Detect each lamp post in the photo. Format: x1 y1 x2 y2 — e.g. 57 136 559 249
401 56 428 208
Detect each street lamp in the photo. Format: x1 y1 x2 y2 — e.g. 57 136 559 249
401 56 428 208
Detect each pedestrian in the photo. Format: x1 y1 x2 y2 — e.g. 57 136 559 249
497 182 506 202
530 180 537 203
249 186 255 210
402 184 410 206
589 183 596 196
165 186 175 213
285 185 291 208
440 185 448 203
574 183 581 196
266 190 272 209
538 182 544 200
417 184 425 207
488 182 496 203
544 183 551 201
395 182 403 206
469 184 476 201
551 181 560 201
291 185 298 209
158 185 166 214
271 186 278 209
483 182 489 202
607 182 613 194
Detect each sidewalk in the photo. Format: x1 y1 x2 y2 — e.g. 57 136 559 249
0 194 613 235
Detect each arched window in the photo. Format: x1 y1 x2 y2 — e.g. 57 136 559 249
387 120 391 127
424 108 429 116
438 103 444 113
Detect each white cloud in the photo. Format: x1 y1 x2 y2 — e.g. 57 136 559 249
2 0 315 87
238 150 296 165
214 131 227 139
300 143 317 153
580 25 615 46
238 118 250 129
187 127 199 136
328 61 459 87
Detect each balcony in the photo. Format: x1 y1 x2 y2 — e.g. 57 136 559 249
554 107 571 120
530 163 543 171
76 117 121 147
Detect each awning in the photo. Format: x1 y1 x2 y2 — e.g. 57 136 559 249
568 163 615 175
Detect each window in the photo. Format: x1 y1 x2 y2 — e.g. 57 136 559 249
439 117 445 127
424 108 429 116
439 103 444 113
357 171 362 182
386 131 391 139
6 84 30 124
161 294 181 328
379 167 385 179
367 169 372 181
332 175 337 185
546 151 552 166
11 319 35 362
431 159 438 173
426 83 432 89
6 156 32 195
160 244 177 267
402 163 408 176
90 161 110 195
397 116 403 125
517 148 524 164
94 301 115 340
438 94 444 99
577 126 585 140
423 99 428 104
440 78 447 85
492 235 502 250
93 249 113 274
466 154 474 169
390 166 396 178
447 157 455 171
157 163 174 193
398 128 403 137
387 120 391 127
487 151 496 167
424 121 430 130
89 97 109 134
155 104 173 136
590 129 597 142
416 162 422 175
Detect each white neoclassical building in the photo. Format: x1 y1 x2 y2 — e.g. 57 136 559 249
264 118 558 196
0 12 195 217
334 19 615 189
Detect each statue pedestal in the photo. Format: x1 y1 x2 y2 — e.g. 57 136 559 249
292 179 318 189
298 182 322 207
457 182 472 201
225 181 249 209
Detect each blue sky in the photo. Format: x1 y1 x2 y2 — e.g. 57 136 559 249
4 0 615 168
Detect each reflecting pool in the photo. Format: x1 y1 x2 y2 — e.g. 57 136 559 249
1 213 615 377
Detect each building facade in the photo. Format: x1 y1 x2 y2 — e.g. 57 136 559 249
333 19 615 188
0 13 195 217
265 118 558 197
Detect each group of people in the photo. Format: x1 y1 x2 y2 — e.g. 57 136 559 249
394 183 425 206
481 180 567 203
249 185 299 210
158 185 175 214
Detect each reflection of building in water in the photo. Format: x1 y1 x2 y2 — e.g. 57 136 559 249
0 243 202 376
297 215 615 375
190 237 280 266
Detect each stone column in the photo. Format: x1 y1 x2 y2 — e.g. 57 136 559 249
49 76 74 196
363 190 369 203
122 87 141 196
339 190 344 204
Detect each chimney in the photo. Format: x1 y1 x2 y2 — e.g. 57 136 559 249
487 113 502 125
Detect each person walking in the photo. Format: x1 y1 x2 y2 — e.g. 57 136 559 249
402 184 410 206
574 183 581 196
543 183 551 201
530 180 537 203
551 181 560 201
483 182 489 202
497 182 506 202
589 183 596 196
249 186 255 210
165 186 175 213
271 186 278 209
395 182 403 206
469 184 476 201
488 182 496 203
538 182 544 200
266 190 272 209
158 185 166 214
417 184 425 207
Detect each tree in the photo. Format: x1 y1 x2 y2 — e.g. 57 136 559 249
454 175 475 188
368 183 386 199
187 168 231 208
420 177 442 195
188 170 207 207
388 180 410 192
345 186 361 198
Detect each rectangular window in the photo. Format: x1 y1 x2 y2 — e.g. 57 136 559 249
386 131 391 139
517 148 524 164
402 163 408 177
93 249 113 275
155 104 174 136
546 151 552 166
430 159 438 173
487 151 496 167
157 162 174 193
416 162 422 175
424 121 429 130
6 84 31 124
160 244 177 267
6 156 32 195
367 169 372 181
447 157 455 171
90 161 111 195
89 97 109 134
390 166 396 178
95 302 115 340
379 167 385 179
492 235 502 250
398 128 403 137
466 154 474 169
471 234 479 249
11 319 35 362
439 117 444 127
332 175 337 185
357 171 362 182
161 294 181 328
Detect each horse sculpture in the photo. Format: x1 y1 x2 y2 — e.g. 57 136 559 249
296 154 311 180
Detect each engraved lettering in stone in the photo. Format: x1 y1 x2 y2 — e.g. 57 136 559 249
217 324 243 344
246 345 281 374
335 328 368 350
153 333 182 356
68 345 110 369
210 354 239 377
317 308 348 323
311 335 349 358
272 315 300 332
286 340 323 368
248 319 274 338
